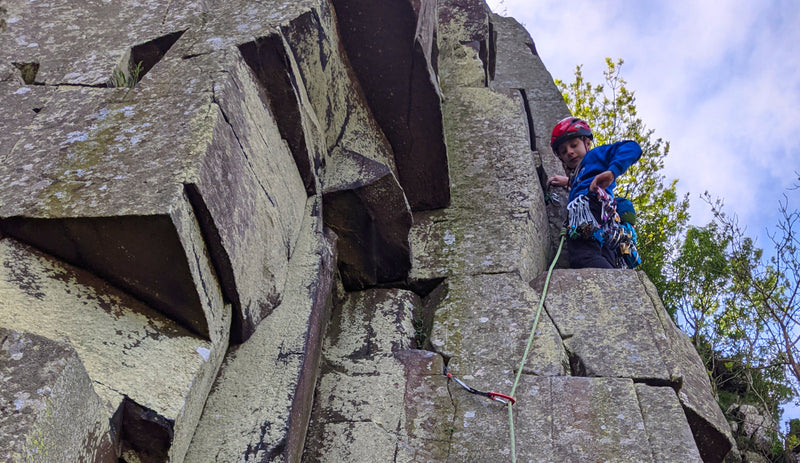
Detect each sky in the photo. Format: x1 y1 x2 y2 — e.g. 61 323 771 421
484 0 800 423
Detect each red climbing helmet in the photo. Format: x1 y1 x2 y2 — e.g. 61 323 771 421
550 117 593 151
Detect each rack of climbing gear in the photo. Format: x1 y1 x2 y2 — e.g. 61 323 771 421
566 189 641 269
597 189 641 268
566 194 598 239
618 222 641 268
444 366 515 405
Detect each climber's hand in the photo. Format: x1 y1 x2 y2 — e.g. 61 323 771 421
589 170 615 193
547 175 569 188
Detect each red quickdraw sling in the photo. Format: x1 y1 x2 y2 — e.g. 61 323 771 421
443 366 515 405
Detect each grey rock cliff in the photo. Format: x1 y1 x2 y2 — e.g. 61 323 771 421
0 0 735 462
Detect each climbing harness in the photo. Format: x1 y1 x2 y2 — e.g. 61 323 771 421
618 222 641 268
444 366 515 405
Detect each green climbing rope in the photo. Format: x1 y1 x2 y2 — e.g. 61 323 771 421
508 231 566 463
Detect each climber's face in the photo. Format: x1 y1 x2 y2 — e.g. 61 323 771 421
556 136 590 170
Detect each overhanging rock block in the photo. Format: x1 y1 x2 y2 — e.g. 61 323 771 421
0 46 308 343
322 149 412 289
238 34 328 196
160 51 308 342
280 4 387 160
1 204 221 341
0 238 229 463
0 84 223 337
141 47 310 342
0 328 116 463
281 3 413 290
332 0 449 211
185 196 336 463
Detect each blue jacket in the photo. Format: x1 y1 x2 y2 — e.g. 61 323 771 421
567 140 642 203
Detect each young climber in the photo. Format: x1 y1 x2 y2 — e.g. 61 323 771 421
546 116 642 269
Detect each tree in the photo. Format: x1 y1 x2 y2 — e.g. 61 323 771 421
670 203 793 419
555 58 690 300
669 222 730 345
708 192 800 399
692 192 799 459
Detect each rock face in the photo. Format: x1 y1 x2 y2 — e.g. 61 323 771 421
0 0 735 462
727 403 780 457
1 328 115 463
331 0 449 211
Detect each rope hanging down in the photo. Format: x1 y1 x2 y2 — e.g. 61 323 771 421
439 230 566 463
507 231 566 463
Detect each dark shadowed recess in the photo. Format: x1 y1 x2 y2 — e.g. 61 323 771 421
481 19 496 84
120 30 186 87
117 399 174 463
322 187 411 290
238 36 318 196
12 61 39 84
683 406 733 463
1 215 210 339
331 0 450 211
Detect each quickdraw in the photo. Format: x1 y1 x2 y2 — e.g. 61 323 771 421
595 188 617 223
444 367 515 405
566 194 598 239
